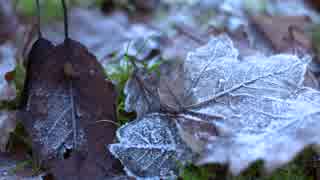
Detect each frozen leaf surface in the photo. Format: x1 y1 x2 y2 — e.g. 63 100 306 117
179 35 320 174
109 113 192 179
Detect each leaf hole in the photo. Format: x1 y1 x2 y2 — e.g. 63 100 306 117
63 148 73 159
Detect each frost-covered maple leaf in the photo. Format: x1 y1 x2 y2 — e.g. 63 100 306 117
180 35 320 174
110 34 320 178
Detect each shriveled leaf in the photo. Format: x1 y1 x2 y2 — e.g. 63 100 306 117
177 35 320 174
19 38 119 179
109 113 192 179
124 69 160 118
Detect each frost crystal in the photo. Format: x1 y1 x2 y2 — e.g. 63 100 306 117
109 113 192 179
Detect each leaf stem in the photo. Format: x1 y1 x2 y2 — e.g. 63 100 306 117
61 0 69 40
35 0 42 38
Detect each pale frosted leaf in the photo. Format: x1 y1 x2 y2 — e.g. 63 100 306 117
179 35 320 174
109 113 192 179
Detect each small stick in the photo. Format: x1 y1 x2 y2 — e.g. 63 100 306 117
36 0 42 38
61 0 69 40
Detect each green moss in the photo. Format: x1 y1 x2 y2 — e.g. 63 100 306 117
106 40 162 125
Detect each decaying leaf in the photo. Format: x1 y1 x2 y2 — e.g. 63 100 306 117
111 34 320 177
109 113 192 179
124 69 160 118
20 38 120 179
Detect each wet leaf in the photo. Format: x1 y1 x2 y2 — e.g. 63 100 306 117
19 37 120 179
109 113 192 179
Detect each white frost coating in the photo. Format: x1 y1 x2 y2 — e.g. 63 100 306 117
182 35 320 174
30 88 87 158
109 113 192 180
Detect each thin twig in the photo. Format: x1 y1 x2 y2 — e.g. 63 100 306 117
36 0 42 38
61 0 69 39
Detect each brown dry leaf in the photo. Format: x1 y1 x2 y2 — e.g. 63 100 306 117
251 15 313 53
19 35 120 179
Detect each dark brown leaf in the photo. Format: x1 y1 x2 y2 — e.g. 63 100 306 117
19 38 121 180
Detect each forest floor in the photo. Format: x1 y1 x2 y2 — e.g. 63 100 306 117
1 0 320 179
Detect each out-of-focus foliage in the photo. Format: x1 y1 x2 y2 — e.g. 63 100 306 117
15 0 102 21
